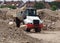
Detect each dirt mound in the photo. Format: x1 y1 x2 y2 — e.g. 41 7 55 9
37 9 60 30
0 19 43 43
0 8 60 43
0 10 7 19
0 8 21 19
0 8 60 30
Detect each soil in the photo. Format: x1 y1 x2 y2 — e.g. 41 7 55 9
0 8 60 43
0 19 42 43
27 31 60 43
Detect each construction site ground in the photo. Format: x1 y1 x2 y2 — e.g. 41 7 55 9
0 19 60 43
0 8 60 43
27 31 60 43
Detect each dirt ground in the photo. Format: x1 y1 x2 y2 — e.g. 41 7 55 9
0 8 60 43
27 31 60 43
0 19 60 43
0 19 43 43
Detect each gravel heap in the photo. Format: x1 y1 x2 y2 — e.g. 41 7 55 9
0 19 43 43
37 9 60 30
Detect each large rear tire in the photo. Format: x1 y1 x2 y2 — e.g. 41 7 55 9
15 17 21 27
35 28 41 32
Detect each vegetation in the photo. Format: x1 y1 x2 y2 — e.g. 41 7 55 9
8 5 16 9
49 2 60 10
34 2 45 9
0 5 16 9
51 5 57 11
34 1 60 10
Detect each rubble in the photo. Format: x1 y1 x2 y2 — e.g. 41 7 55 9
0 8 60 43
0 8 60 31
37 9 60 30
0 18 43 43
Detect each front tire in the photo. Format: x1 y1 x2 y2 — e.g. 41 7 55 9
35 28 41 32
26 28 30 32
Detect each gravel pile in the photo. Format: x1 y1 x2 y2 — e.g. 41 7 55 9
37 9 60 30
0 19 43 43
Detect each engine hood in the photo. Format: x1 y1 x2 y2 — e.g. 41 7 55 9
27 16 40 20
24 16 43 24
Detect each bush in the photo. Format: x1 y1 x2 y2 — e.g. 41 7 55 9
49 2 60 9
8 6 16 9
0 5 16 9
51 5 57 11
34 2 45 9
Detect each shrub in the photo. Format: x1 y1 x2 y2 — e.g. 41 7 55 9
0 5 16 9
49 2 60 9
51 5 57 11
8 6 16 9
34 2 45 9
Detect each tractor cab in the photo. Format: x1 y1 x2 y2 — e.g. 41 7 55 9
24 7 37 16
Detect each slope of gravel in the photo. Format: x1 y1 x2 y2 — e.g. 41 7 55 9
1 8 60 43
27 31 60 43
0 19 44 43
37 9 60 30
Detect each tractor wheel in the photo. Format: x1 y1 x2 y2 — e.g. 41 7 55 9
15 17 21 27
35 28 41 32
26 28 30 32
